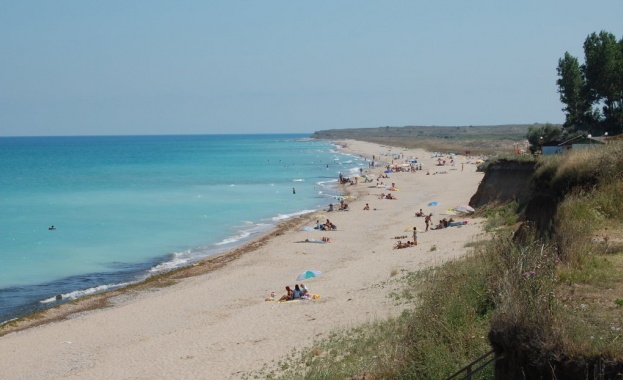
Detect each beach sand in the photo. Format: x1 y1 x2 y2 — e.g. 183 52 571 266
0 140 487 380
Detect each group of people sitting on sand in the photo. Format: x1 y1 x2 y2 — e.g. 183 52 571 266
279 284 309 301
432 217 454 230
315 219 337 231
328 201 349 212
338 172 356 185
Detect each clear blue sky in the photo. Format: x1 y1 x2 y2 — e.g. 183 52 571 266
2 1 622 136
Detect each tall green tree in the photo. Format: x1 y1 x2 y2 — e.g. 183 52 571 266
556 31 623 136
582 31 623 134
556 52 592 132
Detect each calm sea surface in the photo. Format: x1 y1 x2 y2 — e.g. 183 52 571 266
0 134 365 323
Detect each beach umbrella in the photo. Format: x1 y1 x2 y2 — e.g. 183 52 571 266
404 227 419 231
427 201 439 206
297 270 322 281
454 205 475 214
440 210 457 216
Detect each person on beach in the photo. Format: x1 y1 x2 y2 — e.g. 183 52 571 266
412 228 418 246
425 213 432 232
363 203 370 210
339 199 348 210
415 209 424 217
300 284 308 297
394 240 412 249
324 219 336 230
293 284 302 299
321 236 331 242
328 203 334 212
280 286 293 301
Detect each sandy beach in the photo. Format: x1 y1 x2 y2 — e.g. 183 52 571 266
0 140 487 380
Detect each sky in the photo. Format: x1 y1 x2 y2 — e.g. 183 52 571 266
1 1 622 136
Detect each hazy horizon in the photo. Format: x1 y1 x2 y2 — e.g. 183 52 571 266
2 1 621 137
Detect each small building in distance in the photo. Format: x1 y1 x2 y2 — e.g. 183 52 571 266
542 135 606 155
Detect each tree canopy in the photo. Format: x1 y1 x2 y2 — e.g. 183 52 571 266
526 123 564 153
556 31 623 137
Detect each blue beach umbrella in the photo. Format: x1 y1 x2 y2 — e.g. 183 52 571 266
427 201 439 206
297 270 322 281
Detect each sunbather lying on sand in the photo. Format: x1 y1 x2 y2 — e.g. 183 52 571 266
393 240 415 249
297 239 327 244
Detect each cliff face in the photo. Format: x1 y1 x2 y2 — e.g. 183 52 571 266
469 159 536 209
473 158 623 378
469 159 563 235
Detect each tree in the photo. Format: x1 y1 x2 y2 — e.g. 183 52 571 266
582 31 623 134
526 124 564 153
556 31 623 136
556 52 592 132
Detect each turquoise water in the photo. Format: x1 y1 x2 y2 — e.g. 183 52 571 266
0 134 365 322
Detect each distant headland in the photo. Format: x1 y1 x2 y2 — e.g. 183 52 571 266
311 124 560 155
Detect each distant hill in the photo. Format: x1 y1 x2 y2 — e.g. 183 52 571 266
311 124 559 155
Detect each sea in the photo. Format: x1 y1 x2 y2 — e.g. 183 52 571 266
0 134 366 324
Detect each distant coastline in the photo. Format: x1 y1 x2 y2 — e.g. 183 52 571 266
311 124 557 155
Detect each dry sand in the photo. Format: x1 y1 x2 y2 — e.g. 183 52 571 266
0 140 487 380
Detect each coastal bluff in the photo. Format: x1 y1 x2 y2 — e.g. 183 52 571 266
469 151 623 378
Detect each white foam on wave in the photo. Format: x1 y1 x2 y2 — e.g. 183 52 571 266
216 230 252 246
0 317 18 327
347 167 361 176
149 250 193 273
213 221 274 247
40 282 131 304
271 209 315 221
317 179 336 186
292 178 304 182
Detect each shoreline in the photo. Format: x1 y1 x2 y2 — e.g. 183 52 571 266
0 137 358 329
0 139 488 379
